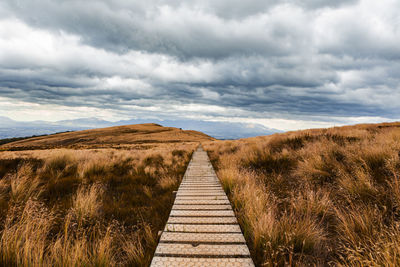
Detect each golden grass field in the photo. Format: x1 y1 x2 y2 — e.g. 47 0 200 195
203 122 400 266
1 122 400 266
0 124 210 266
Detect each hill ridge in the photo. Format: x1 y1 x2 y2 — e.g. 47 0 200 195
1 123 215 150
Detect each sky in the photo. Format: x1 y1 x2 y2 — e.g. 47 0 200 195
0 0 399 131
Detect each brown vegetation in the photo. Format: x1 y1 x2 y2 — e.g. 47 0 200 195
0 123 214 150
204 122 400 266
0 142 196 266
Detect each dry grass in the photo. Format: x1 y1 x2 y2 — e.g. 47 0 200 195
204 122 400 266
0 142 196 266
0 123 214 150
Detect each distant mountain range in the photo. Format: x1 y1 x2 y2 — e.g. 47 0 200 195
0 116 280 140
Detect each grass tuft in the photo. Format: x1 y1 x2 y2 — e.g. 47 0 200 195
0 143 196 266
204 122 400 266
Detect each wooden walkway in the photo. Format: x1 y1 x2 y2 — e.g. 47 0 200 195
150 146 255 266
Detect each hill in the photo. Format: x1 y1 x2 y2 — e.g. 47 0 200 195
0 116 280 140
0 123 214 150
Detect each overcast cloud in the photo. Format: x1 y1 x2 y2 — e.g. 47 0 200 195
0 0 399 131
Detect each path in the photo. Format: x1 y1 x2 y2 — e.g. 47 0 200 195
150 146 255 266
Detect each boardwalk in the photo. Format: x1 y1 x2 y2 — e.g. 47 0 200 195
150 146 255 266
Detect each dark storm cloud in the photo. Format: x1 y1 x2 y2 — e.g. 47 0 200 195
3 0 313 58
0 0 400 128
1 0 365 59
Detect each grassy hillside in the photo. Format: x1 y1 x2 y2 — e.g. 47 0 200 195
0 123 214 150
0 123 204 266
3 121 399 266
204 122 400 266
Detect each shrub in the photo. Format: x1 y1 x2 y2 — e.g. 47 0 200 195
172 149 185 157
242 148 296 175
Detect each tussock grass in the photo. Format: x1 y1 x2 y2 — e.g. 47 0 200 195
204 122 400 266
0 143 195 266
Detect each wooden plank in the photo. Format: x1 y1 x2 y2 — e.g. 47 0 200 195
151 257 254 266
150 146 254 266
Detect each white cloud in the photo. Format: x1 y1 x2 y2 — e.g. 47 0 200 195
0 0 399 132
0 96 119 122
